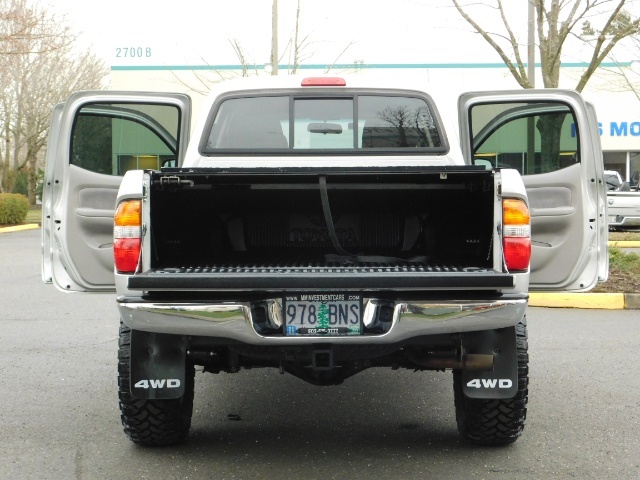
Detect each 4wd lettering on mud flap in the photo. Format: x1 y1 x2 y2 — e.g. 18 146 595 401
134 379 181 389
466 379 513 389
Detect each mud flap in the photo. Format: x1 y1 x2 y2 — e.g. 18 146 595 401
461 326 518 399
130 329 187 400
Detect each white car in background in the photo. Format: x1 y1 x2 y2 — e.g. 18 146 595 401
606 170 640 230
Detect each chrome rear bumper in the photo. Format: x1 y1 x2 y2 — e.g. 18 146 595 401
608 215 640 228
118 297 528 345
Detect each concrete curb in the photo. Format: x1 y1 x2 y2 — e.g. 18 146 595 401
1 224 637 310
529 292 626 309
0 223 39 234
609 240 640 248
529 292 640 310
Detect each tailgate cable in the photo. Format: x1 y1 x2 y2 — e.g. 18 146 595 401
318 176 427 265
319 176 355 260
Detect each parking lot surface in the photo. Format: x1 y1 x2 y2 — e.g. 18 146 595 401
1 229 638 479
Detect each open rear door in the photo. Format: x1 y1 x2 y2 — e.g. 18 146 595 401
458 89 607 291
42 91 191 292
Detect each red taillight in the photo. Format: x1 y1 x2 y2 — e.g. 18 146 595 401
114 200 141 274
114 238 142 273
503 237 531 271
503 198 531 272
301 77 346 87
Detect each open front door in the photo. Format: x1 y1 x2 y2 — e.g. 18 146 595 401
42 91 191 292
458 89 607 291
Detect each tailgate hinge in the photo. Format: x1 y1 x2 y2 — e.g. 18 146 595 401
159 176 194 187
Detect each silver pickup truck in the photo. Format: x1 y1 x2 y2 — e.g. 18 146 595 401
41 75 608 447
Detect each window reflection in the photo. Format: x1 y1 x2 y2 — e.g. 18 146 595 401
207 96 290 149
204 94 444 153
359 96 441 148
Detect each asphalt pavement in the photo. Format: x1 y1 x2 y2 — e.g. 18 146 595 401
0 228 638 479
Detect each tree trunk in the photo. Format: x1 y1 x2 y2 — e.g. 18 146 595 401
536 113 567 173
27 164 36 205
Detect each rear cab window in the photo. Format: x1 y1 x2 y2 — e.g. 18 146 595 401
201 90 447 155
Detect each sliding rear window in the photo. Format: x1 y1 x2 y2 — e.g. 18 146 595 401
202 92 446 154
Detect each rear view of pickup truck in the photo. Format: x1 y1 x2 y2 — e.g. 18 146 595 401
42 75 607 447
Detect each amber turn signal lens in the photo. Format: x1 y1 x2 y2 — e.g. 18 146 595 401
115 200 141 227
503 198 530 225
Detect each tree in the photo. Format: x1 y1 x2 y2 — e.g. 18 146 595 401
284 0 317 74
451 0 640 91
272 0 317 75
173 0 354 95
0 0 108 203
452 0 640 173
229 38 252 77
281 0 354 75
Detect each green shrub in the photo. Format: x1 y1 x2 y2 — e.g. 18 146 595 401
0 193 29 224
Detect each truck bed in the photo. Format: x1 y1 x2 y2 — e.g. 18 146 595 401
131 167 506 292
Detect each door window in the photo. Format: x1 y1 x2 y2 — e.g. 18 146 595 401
469 102 578 175
71 103 180 175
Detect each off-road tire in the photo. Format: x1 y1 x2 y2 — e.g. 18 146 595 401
117 321 195 446
453 319 529 446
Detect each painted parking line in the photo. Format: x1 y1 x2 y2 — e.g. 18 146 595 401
0 224 40 234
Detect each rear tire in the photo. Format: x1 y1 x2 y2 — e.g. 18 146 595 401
117 321 194 446
453 319 529 446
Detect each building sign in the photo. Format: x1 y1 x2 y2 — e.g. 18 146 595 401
572 121 640 137
589 121 640 150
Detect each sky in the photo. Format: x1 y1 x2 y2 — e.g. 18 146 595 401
44 0 640 70
44 0 520 67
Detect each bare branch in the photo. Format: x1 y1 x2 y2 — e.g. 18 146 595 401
229 38 249 77
452 0 531 87
453 0 639 90
496 0 530 84
324 40 356 74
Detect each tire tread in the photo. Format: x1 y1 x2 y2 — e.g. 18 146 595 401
117 321 194 446
453 318 529 446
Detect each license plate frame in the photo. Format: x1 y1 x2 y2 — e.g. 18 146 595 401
283 292 362 337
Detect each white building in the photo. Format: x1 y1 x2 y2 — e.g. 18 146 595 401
109 61 640 186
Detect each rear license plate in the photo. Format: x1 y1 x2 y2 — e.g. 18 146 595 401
284 293 362 336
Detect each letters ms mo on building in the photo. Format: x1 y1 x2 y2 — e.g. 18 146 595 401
571 122 640 137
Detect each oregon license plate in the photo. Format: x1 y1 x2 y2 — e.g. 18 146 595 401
284 293 362 336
